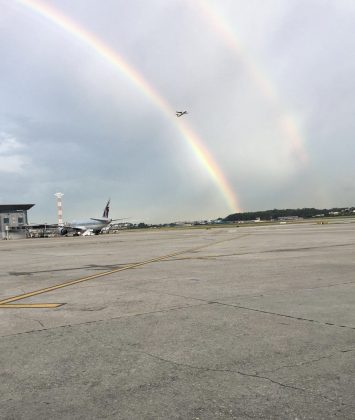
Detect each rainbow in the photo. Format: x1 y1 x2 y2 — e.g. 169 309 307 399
195 0 308 164
16 0 241 213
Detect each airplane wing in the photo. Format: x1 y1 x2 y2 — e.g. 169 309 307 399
90 217 128 222
59 225 86 233
72 226 87 231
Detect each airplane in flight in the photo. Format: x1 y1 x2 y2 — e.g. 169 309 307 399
59 199 124 236
176 110 188 117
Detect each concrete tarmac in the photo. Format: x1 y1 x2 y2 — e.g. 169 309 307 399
0 223 354 419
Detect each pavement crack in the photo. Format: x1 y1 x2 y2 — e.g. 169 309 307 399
113 287 355 331
171 242 355 259
0 303 209 338
258 349 355 374
77 306 107 312
138 351 353 408
10 313 46 329
212 301 355 330
124 284 211 304
33 319 45 328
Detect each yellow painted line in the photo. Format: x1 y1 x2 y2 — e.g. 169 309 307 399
0 234 247 308
0 303 63 308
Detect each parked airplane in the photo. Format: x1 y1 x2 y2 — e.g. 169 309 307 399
176 110 188 117
59 199 123 236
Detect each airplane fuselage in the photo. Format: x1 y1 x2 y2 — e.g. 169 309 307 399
69 218 111 234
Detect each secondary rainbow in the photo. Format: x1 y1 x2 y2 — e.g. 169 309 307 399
17 0 241 213
195 0 308 164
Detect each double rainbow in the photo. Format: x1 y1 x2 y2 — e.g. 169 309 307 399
17 0 241 213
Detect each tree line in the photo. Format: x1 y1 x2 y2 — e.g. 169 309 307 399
224 207 355 222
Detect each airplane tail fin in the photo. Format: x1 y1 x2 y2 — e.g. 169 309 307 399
102 199 110 218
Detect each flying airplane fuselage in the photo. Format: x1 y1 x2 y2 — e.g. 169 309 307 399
176 110 188 117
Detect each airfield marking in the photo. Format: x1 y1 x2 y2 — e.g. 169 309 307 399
0 303 63 309
0 234 247 309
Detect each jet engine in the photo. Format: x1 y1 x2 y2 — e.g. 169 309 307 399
58 227 68 236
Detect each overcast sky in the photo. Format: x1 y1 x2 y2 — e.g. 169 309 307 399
1 0 355 223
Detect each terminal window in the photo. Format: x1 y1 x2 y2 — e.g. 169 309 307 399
3 217 9 224
18 217 24 224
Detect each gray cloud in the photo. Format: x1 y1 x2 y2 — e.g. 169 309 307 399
0 0 354 222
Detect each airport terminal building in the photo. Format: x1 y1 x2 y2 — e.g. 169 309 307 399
0 204 34 239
